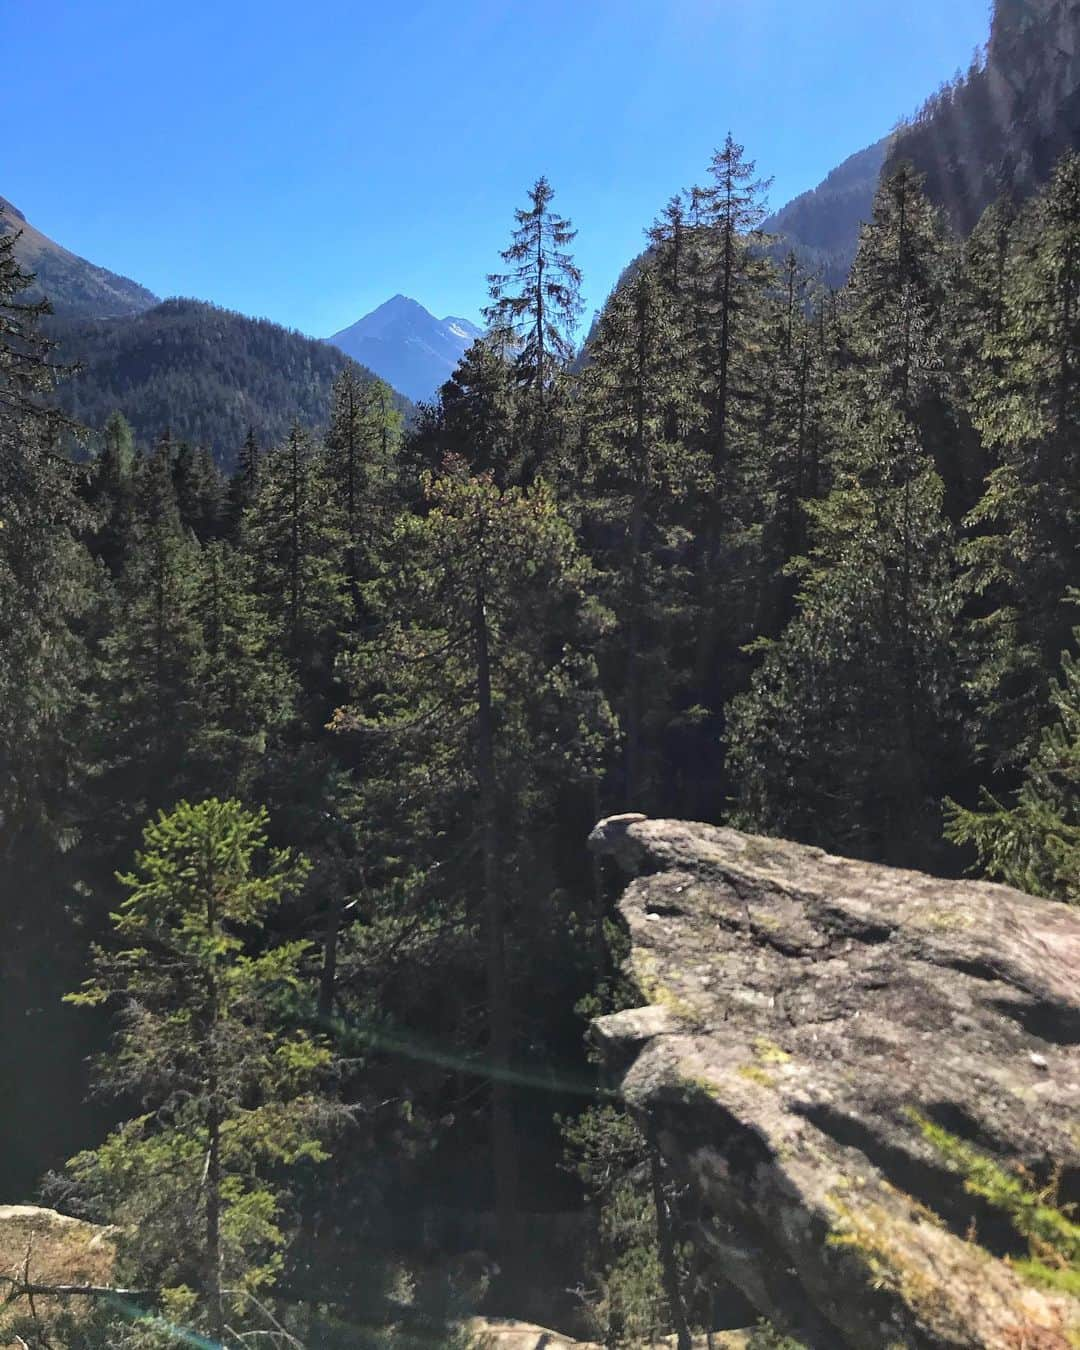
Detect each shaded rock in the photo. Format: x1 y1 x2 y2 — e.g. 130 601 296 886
589 817 1080 1350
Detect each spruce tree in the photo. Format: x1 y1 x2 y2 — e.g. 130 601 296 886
93 450 204 843
726 167 963 865
0 201 95 1202
689 134 774 485
325 366 400 592
946 612 1080 903
580 261 700 808
962 152 1080 767
333 460 612 1283
66 799 330 1343
241 426 351 696
485 177 583 480
0 212 90 847
189 540 298 798
414 335 521 485
87 410 138 573
227 425 262 532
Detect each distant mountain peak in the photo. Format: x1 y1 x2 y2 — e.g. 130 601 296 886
326 297 483 404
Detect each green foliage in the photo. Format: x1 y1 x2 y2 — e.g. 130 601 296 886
485 176 583 393
0 216 92 848
48 299 412 467
66 798 331 1340
560 1106 672 1346
960 154 1080 766
726 166 964 865
15 123 1080 1349
241 425 352 690
910 1112 1080 1296
946 621 1080 901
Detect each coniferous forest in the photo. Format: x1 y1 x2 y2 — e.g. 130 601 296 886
5 132 1080 1347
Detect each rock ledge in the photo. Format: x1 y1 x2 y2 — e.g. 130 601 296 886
590 816 1080 1349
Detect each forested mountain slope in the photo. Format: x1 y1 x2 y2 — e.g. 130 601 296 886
48 298 412 464
0 195 159 319
888 0 1080 233
760 137 888 286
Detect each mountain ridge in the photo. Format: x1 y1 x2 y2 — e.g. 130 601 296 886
47 296 412 466
0 194 160 319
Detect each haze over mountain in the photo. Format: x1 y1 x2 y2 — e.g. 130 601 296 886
326 295 483 404
0 194 159 320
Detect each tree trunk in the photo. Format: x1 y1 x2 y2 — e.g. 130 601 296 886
648 1118 691 1350
205 1097 224 1342
474 574 518 1277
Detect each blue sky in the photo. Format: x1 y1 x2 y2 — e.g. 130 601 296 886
5 0 990 337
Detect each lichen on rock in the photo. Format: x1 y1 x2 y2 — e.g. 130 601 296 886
589 816 1080 1349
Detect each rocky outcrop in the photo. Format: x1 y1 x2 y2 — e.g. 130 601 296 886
0 1205 117 1345
464 1319 751 1348
590 816 1080 1350
888 0 1080 234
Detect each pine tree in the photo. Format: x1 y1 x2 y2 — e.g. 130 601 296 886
580 261 700 808
241 426 351 695
962 152 1080 767
484 177 583 480
0 212 90 847
333 460 613 1282
66 799 330 1342
726 167 963 864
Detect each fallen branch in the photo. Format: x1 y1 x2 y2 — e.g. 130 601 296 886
1 1272 150 1302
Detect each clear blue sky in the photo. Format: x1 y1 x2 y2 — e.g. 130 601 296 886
5 0 991 337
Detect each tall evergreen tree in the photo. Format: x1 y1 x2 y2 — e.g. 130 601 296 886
93 451 204 843
961 153 1080 767
0 214 90 847
946 611 1080 903
325 366 400 592
188 541 298 797
228 425 262 531
87 410 138 573
333 460 612 1283
485 177 583 481
580 261 699 808
66 799 330 1344
726 166 963 865
241 426 351 696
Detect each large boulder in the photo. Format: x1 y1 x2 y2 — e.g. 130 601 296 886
589 816 1080 1349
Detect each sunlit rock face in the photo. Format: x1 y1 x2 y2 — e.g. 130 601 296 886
888 0 1080 236
590 815 1080 1350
